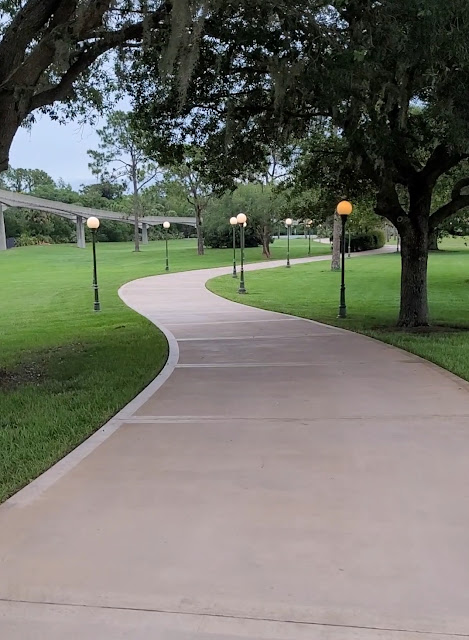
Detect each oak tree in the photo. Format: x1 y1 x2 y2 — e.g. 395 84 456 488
130 0 469 327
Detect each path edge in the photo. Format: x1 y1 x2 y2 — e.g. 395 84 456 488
0 292 179 511
205 266 469 398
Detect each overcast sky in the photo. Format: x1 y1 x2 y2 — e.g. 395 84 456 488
9 114 105 190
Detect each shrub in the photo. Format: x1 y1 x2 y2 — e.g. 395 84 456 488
16 234 53 246
204 219 261 249
349 229 385 252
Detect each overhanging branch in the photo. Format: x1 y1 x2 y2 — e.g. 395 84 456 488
422 145 468 186
374 178 407 226
430 177 469 230
0 0 66 80
30 4 170 111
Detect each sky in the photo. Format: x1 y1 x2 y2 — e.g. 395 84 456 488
9 115 104 191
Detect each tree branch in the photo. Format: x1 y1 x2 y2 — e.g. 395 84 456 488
430 177 469 230
138 172 161 190
110 158 133 169
374 178 407 226
422 145 468 186
0 0 65 80
12 0 113 90
24 3 171 112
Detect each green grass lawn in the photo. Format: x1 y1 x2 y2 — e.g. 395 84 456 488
0 237 328 502
208 246 469 383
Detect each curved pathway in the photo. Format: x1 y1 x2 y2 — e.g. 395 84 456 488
2 251 469 638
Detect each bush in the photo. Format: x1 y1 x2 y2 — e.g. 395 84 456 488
349 229 385 252
204 216 261 249
95 220 133 243
16 234 53 246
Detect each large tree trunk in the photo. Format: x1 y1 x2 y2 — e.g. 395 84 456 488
261 225 271 258
196 206 204 255
398 212 430 328
331 212 341 271
428 229 439 251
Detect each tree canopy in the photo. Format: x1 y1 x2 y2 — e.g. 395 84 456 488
0 0 176 172
3 0 469 325
129 0 469 326
88 110 159 250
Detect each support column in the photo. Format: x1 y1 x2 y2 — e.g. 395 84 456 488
0 204 7 251
76 215 86 249
141 222 149 244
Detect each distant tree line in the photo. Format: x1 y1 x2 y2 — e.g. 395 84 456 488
0 167 195 246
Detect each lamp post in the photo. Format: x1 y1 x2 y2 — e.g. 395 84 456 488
285 218 293 267
306 219 312 256
243 221 247 265
336 200 353 318
237 213 247 294
163 221 170 271
86 216 101 312
230 216 238 277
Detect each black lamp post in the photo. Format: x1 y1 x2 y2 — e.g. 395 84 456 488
86 216 101 312
306 219 312 256
285 217 292 267
237 213 247 294
163 221 170 271
230 216 238 277
337 201 353 318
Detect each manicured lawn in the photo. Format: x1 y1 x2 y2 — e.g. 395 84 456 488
208 247 469 383
0 237 327 502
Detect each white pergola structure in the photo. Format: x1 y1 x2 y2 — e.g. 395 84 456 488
0 189 196 250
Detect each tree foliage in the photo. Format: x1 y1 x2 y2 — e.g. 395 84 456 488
156 146 216 254
129 0 469 326
0 0 176 172
88 110 159 251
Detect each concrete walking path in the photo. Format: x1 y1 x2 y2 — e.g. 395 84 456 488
2 250 469 638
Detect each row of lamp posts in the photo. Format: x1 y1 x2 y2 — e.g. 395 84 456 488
228 200 353 317
87 200 353 316
282 217 314 263
85 216 173 312
228 214 311 294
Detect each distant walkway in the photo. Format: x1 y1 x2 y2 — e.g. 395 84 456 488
1 249 469 638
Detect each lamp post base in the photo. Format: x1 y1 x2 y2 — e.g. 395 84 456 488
338 285 346 318
94 302 101 312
